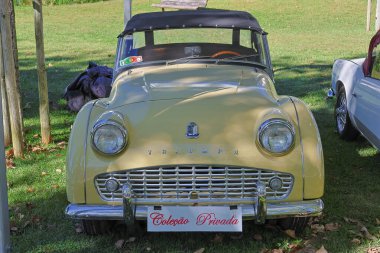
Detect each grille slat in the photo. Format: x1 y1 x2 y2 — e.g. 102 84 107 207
95 165 294 202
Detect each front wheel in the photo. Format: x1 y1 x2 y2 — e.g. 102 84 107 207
334 86 359 140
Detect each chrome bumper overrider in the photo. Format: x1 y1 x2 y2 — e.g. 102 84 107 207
65 199 324 222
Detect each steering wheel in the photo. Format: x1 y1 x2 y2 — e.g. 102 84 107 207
211 50 241 59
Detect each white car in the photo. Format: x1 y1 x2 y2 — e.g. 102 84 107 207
330 31 380 149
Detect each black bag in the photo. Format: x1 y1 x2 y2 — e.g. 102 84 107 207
64 62 113 112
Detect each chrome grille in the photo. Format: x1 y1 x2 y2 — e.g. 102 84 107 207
95 165 293 202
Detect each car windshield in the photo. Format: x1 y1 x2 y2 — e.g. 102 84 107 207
115 28 268 71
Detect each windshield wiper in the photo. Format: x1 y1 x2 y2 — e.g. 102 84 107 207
216 54 259 63
166 55 212 65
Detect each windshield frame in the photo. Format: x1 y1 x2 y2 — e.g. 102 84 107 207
114 27 273 78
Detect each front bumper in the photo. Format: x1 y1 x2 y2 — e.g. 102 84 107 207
65 199 324 222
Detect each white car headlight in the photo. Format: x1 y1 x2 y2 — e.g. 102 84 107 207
258 119 295 154
92 121 128 155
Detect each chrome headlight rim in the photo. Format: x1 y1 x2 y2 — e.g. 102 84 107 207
257 118 295 155
91 120 128 155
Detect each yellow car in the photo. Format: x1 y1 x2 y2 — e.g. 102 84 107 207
65 9 324 235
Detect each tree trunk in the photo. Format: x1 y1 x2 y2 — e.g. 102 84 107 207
0 28 12 147
33 0 51 144
0 0 25 157
367 0 372 32
376 0 380 31
9 0 24 134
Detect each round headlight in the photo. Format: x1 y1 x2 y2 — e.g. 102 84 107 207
258 119 295 154
92 121 127 155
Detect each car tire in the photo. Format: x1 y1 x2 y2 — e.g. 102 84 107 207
334 86 359 140
81 220 113 235
277 217 310 234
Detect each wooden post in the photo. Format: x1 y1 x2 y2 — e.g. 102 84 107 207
124 0 132 26
33 0 51 145
367 0 372 32
0 7 11 252
376 0 380 31
0 0 24 158
0 65 11 253
0 28 11 147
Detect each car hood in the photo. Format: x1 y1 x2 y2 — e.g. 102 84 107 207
105 64 277 107
84 64 307 203
89 64 301 175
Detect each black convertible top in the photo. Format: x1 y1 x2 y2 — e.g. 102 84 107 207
119 9 264 36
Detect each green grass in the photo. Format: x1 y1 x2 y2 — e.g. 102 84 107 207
7 0 380 252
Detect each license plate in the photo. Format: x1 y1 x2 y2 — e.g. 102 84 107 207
147 206 242 232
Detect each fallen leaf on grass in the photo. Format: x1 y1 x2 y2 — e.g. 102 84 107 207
56 169 62 174
325 223 340 232
127 237 136 243
57 141 67 148
297 245 318 253
343 217 360 224
31 215 41 224
311 224 325 233
41 171 48 176
367 247 380 253
6 148 14 158
360 226 377 240
51 184 60 189
23 221 31 228
6 158 16 169
33 134 40 139
211 234 223 243
288 243 303 253
351 238 361 244
253 233 263 241
193 248 205 253
27 187 35 193
284 229 297 239
115 239 125 249
315 245 328 253
32 146 45 153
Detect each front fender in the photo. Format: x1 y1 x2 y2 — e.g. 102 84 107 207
66 101 96 203
291 97 324 199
